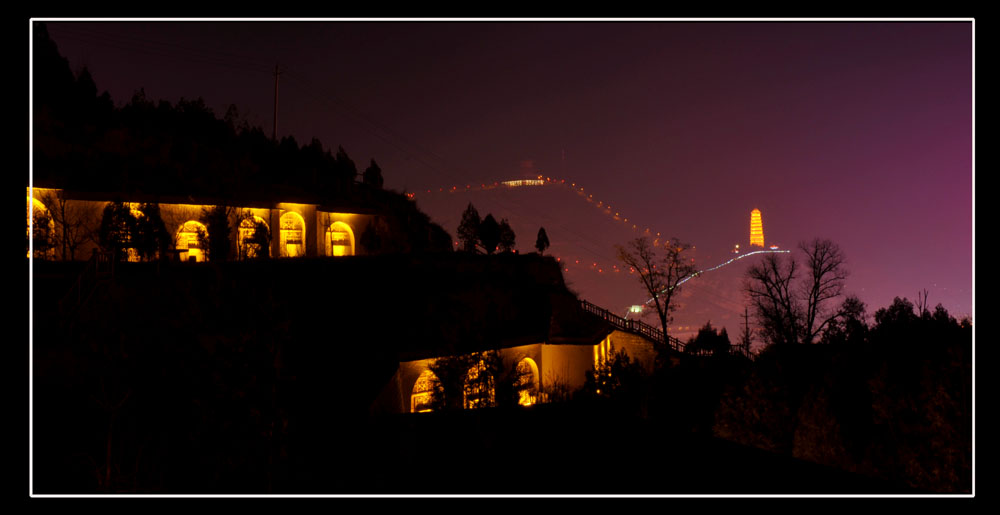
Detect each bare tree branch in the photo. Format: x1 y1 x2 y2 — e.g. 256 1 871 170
745 239 849 346
617 236 697 349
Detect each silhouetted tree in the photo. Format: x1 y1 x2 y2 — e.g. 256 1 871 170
362 159 384 189
28 203 55 259
424 350 528 411
582 346 646 405
498 218 516 253
96 201 171 262
480 350 527 409
38 190 98 260
236 210 270 260
133 203 171 261
616 236 698 351
745 238 849 346
457 203 481 252
820 295 869 345
200 205 233 262
479 214 501 255
874 296 918 329
333 145 358 195
428 224 454 253
685 321 732 356
535 227 550 255
427 353 477 411
98 201 139 261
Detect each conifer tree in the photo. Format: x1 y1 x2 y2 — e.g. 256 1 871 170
457 203 481 252
363 159 384 189
479 214 501 255
498 218 516 253
535 227 550 254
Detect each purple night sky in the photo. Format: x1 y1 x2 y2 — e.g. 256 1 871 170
38 20 974 339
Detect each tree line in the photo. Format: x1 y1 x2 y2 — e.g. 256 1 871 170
30 22 453 259
456 202 551 256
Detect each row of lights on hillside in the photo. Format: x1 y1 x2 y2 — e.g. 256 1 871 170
413 174 673 248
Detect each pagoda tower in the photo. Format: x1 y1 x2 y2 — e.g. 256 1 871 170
750 209 764 247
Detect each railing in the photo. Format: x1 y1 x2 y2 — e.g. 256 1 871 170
580 299 685 353
579 299 757 360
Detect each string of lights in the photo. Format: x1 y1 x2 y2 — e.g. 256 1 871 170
639 249 791 310
412 173 675 246
413 175 788 290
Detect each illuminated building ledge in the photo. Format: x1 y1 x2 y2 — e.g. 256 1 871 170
370 329 657 414
27 187 379 261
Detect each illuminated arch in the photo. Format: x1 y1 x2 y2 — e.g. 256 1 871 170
27 196 55 259
410 369 439 413
176 220 208 262
238 215 270 259
125 204 146 262
515 357 540 406
279 211 306 258
325 221 355 257
463 360 495 409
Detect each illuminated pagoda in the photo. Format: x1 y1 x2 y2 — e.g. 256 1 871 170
750 208 764 248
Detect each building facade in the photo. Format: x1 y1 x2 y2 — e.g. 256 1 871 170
28 187 380 261
373 329 657 414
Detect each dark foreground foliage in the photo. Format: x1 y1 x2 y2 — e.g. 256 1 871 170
32 254 564 493
714 299 972 493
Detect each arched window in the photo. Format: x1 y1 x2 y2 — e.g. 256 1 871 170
176 220 208 262
125 204 146 262
279 212 306 258
410 370 439 413
325 221 355 257
27 196 55 259
238 214 270 259
515 357 540 406
464 359 495 409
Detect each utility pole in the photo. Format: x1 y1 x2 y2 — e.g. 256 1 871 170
741 307 753 357
272 64 281 141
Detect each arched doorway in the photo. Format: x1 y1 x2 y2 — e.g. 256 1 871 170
410 370 438 413
175 220 208 262
464 360 495 409
279 211 306 257
325 221 355 257
27 196 55 259
238 214 270 259
515 357 539 406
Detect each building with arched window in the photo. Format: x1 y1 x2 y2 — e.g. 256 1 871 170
26 187 382 262
374 325 657 414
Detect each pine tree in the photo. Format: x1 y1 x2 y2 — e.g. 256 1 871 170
498 218 516 253
535 227 550 254
479 214 501 255
363 159 384 189
457 203 481 252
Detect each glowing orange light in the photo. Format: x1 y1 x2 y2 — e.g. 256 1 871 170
750 209 765 247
